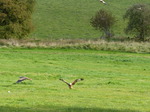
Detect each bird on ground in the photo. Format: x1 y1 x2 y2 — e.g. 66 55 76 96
100 0 106 4
59 78 84 89
15 76 32 83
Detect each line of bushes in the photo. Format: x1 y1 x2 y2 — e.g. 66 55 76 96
0 39 149 53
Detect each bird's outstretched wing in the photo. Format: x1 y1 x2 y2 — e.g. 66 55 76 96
72 78 84 85
16 77 32 83
59 79 70 86
100 0 106 4
16 79 23 83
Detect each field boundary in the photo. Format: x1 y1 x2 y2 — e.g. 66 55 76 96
0 39 150 53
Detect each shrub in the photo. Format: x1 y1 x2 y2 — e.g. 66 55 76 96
0 0 35 39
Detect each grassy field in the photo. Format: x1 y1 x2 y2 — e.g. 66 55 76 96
31 0 150 39
0 48 150 112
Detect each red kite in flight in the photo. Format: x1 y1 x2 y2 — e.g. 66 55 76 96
100 0 106 4
59 78 84 89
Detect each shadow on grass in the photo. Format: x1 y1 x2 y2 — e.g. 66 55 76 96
13 82 34 85
1 82 33 87
0 106 140 112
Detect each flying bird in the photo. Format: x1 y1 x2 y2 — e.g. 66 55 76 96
15 76 32 83
100 0 106 4
137 7 142 10
59 78 84 89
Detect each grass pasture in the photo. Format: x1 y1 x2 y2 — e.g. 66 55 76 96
0 48 150 112
31 0 150 39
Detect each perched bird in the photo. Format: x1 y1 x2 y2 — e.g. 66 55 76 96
15 76 32 83
59 78 84 89
100 0 106 4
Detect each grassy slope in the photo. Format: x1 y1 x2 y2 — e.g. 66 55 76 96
31 0 150 39
0 49 150 112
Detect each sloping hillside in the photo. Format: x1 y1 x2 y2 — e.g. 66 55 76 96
31 0 150 39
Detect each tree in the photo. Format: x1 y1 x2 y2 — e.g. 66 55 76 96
90 9 116 39
124 4 150 41
0 0 35 39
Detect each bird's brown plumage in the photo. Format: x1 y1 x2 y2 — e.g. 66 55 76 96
59 78 84 89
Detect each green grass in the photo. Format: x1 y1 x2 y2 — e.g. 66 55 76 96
31 0 150 39
0 48 150 112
